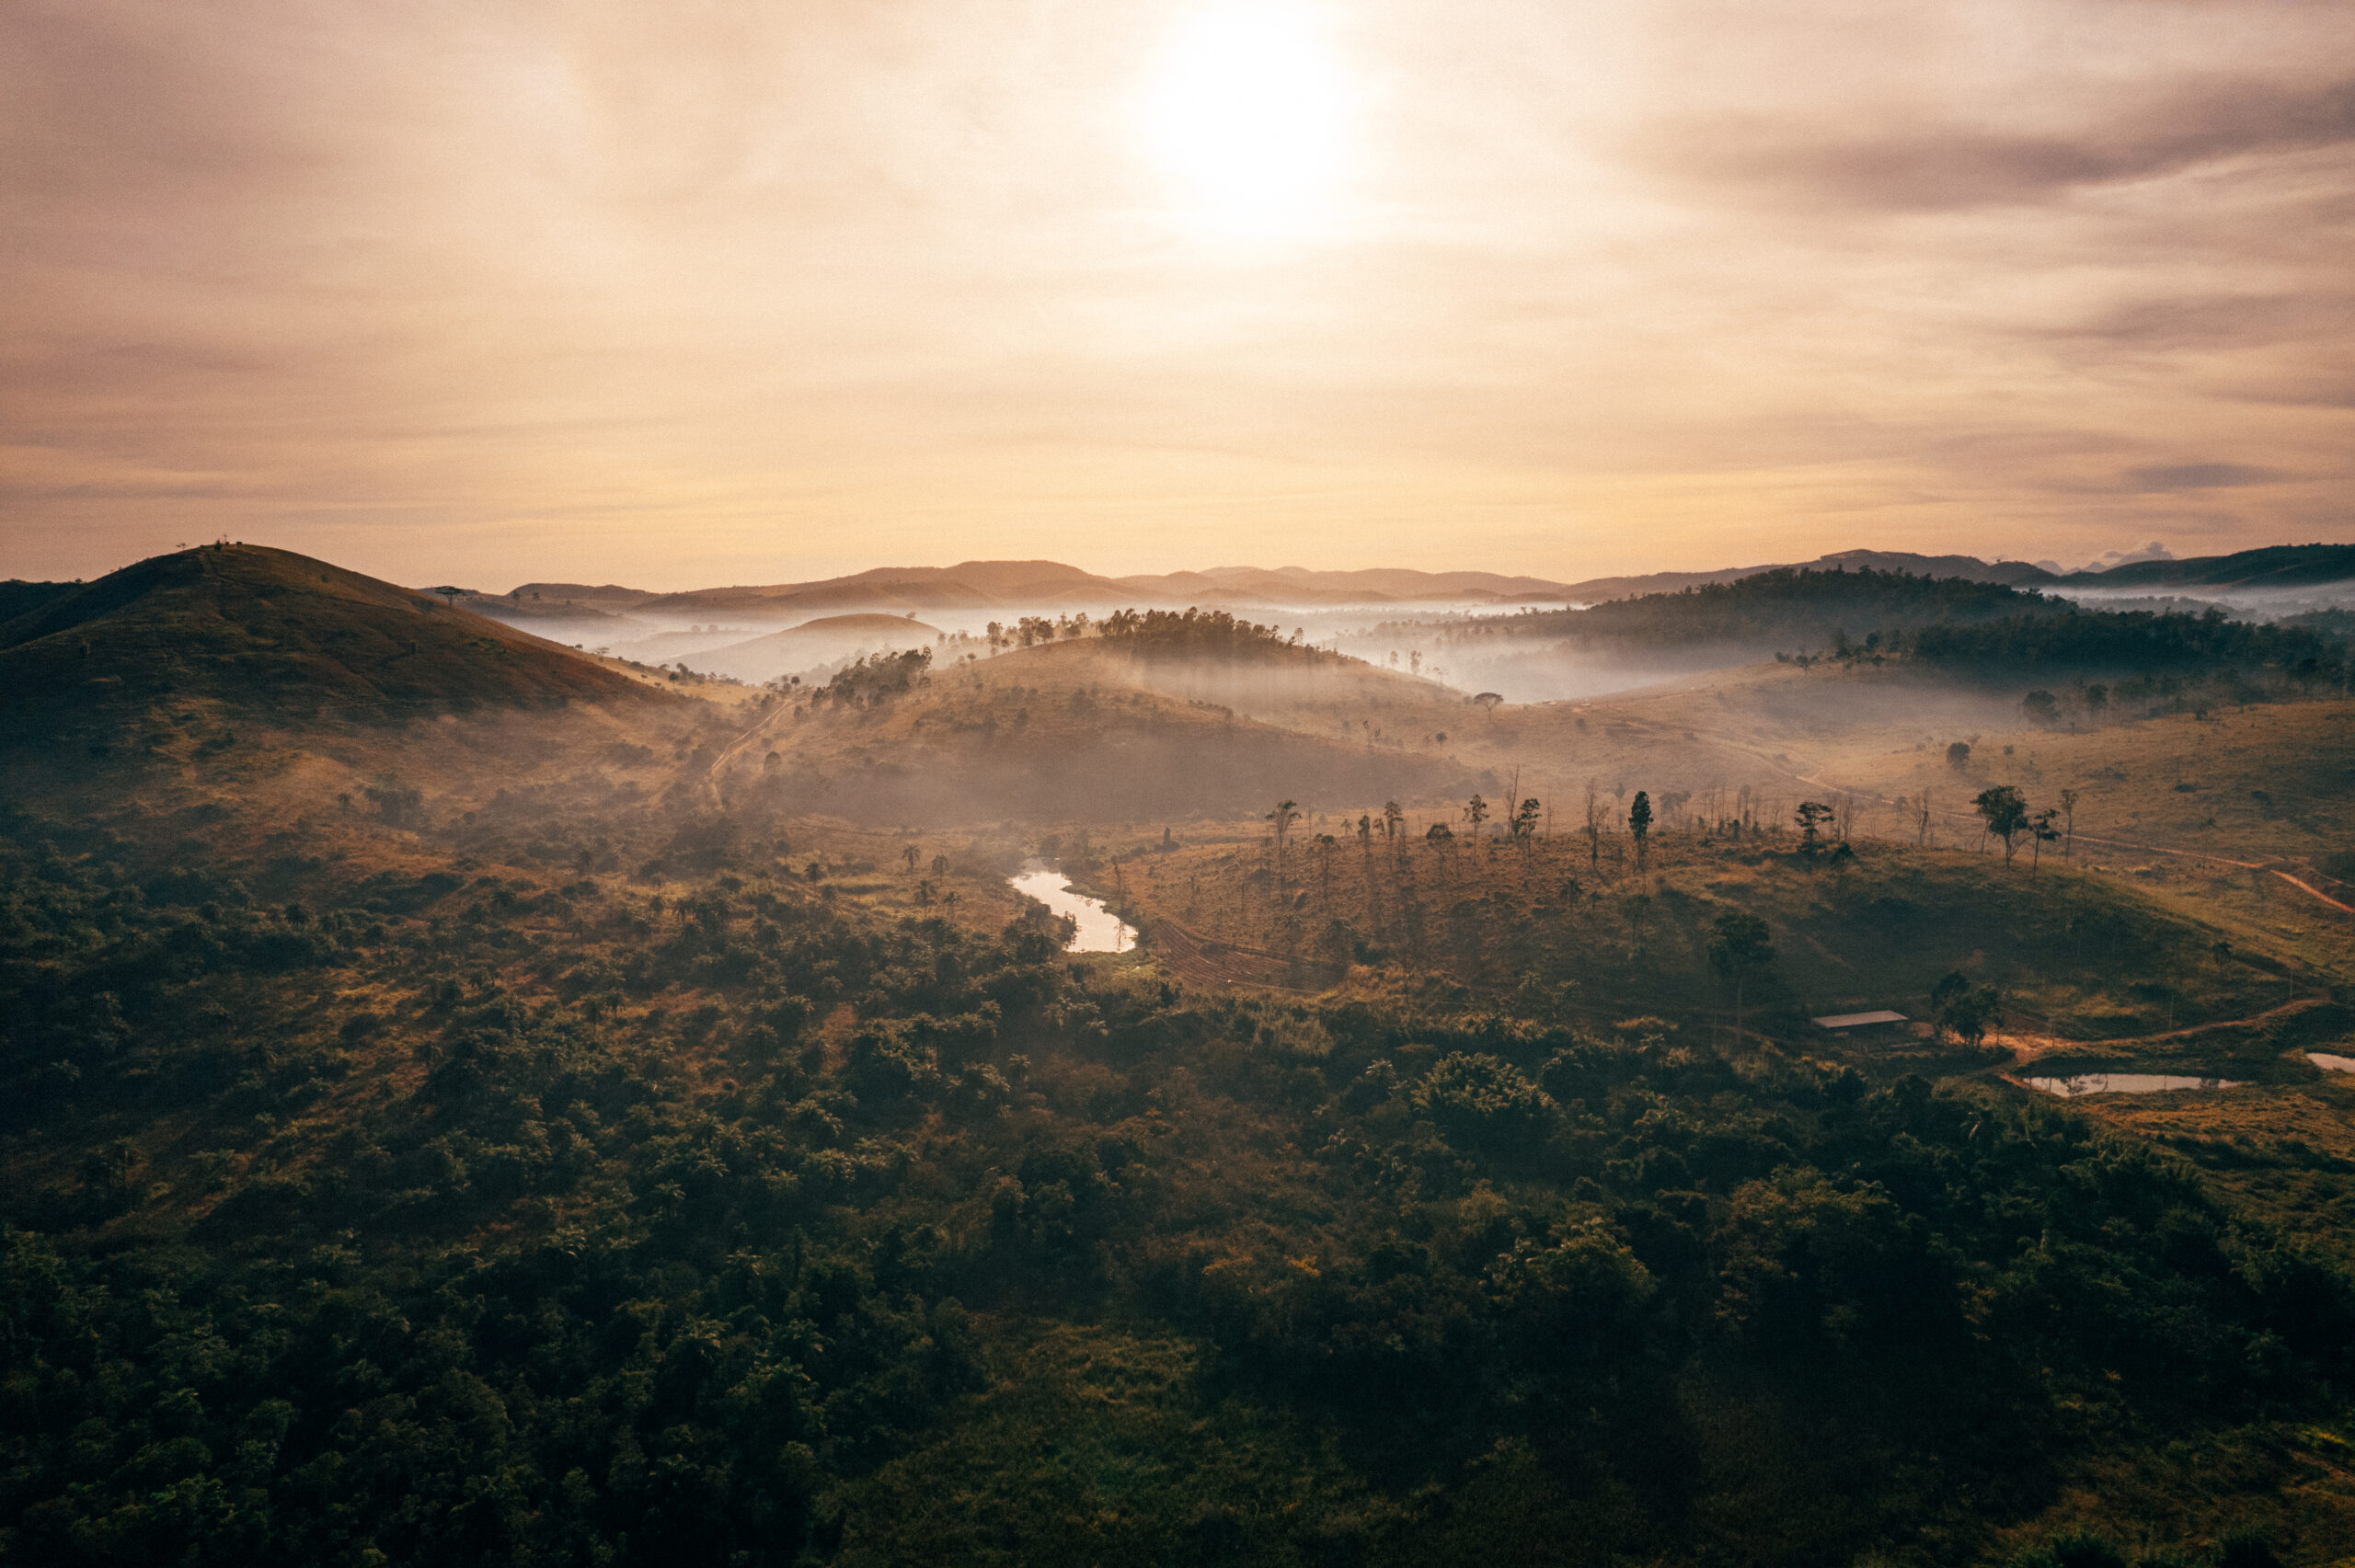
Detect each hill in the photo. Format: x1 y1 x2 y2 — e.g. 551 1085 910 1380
1553 550 2059 604
501 580 666 610
693 612 942 684
2062 542 2355 590
0 544 658 752
640 560 1124 615
721 635 1481 823
1464 566 2055 658
1111 566 1577 604
448 544 2351 625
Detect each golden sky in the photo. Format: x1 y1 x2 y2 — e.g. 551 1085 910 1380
4 0 2350 588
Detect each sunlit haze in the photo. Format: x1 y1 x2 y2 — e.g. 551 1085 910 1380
3 0 2349 587
1138 4 1357 243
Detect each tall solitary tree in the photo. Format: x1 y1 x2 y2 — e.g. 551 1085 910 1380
2058 788 2081 859
1708 911 1776 1049
1268 799 1302 887
1973 785 2030 866
1794 801 1834 854
1511 797 1541 864
1628 791 1653 871
2028 808 2060 876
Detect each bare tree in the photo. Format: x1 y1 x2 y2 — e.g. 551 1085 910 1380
2058 787 2080 858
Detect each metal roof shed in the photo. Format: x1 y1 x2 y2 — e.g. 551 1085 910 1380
1812 1009 1908 1031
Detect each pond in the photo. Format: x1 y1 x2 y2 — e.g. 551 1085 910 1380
2309 1053 2355 1073
2021 1072 2244 1097
1008 869 1138 954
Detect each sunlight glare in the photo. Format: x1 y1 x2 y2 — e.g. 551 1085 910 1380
1138 4 1355 242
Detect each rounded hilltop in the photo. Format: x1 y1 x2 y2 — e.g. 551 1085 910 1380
0 543 661 750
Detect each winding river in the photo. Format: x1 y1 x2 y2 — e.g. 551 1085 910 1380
1008 869 1139 954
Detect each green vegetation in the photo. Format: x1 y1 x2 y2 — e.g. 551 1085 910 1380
1502 566 2045 649
1097 606 1336 662
6 778 2352 1564
8 544 2355 1563
1460 566 2349 691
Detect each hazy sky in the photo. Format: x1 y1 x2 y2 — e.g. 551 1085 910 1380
5 0 2350 589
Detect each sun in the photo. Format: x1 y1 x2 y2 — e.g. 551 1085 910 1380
1137 4 1356 243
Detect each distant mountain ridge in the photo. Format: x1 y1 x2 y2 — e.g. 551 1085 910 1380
489 561 1583 615
2056 543 2355 590
447 542 2355 621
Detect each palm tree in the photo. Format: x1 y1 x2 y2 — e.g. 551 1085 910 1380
1267 799 1301 888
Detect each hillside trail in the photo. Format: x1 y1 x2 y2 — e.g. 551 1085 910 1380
703 699 791 796
1991 995 2338 1067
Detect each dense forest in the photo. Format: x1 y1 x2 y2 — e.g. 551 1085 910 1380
1453 567 2348 687
1477 567 2050 649
1097 606 1338 663
4 786 2346 1566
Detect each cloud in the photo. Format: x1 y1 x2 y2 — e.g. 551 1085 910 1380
2125 464 2284 492
1642 74 2355 212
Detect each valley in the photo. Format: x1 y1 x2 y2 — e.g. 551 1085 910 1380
4 543 2354 1567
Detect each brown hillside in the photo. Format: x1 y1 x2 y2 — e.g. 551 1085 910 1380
694 612 942 684
0 544 659 749
721 638 1485 823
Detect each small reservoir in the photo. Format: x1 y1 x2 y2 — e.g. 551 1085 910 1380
1010 869 1138 954
2022 1072 2243 1097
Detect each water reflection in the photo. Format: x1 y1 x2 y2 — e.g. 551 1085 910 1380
2309 1053 2355 1073
1009 869 1138 954
2022 1072 2242 1097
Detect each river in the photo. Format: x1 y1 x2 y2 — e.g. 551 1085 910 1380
1008 868 1139 954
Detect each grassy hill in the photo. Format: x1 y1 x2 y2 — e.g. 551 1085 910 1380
0 544 656 750
694 612 942 685
723 637 1486 825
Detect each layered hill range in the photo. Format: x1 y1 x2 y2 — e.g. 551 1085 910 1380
0 545 1488 824
445 543 2355 631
